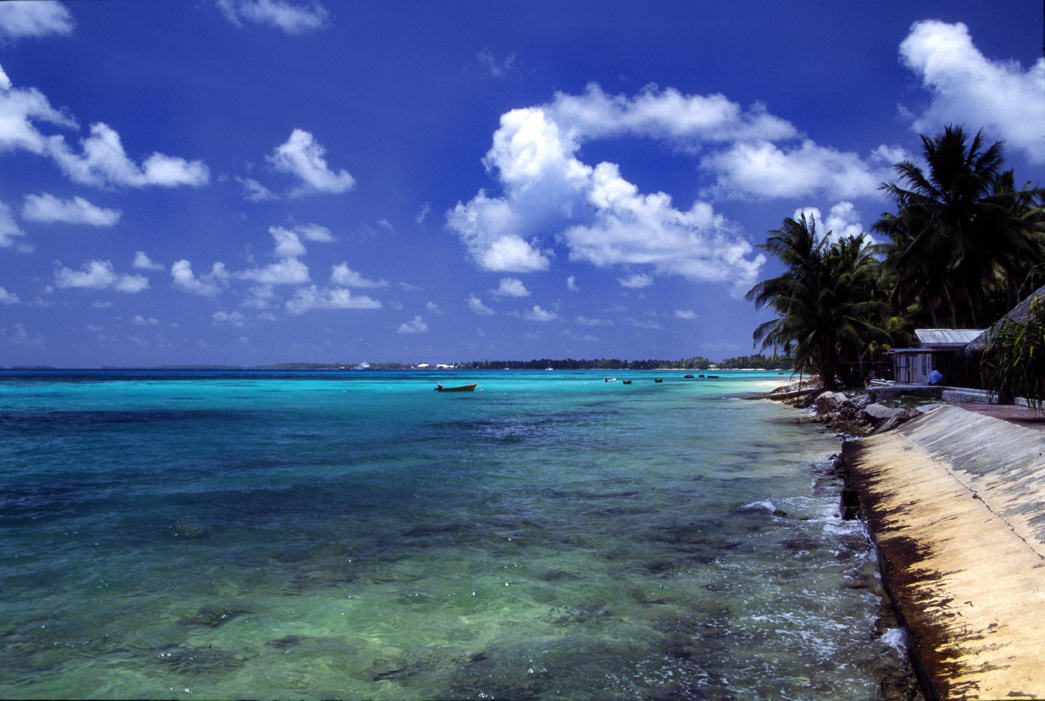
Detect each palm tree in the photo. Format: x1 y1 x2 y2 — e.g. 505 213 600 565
747 213 827 376
874 125 1035 328
994 172 1045 303
747 215 889 388
824 234 892 384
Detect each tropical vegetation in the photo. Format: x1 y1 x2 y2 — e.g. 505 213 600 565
716 354 793 370
749 124 1045 389
981 296 1045 411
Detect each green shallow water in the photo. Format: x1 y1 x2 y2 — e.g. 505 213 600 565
0 370 907 698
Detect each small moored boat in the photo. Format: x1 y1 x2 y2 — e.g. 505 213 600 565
435 383 478 392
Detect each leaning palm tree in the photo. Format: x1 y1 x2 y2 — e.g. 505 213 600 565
746 213 828 378
747 215 888 388
875 125 1034 328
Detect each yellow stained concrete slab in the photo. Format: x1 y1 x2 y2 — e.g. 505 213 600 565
843 405 1045 701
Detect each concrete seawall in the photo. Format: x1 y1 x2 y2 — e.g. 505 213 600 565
842 405 1045 700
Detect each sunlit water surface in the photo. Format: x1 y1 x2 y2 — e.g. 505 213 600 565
0 370 907 699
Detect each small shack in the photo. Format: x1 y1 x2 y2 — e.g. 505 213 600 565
889 328 984 385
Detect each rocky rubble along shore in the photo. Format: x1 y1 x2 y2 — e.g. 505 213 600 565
765 379 929 699
766 380 934 438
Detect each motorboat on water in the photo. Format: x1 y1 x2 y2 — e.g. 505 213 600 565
435 383 478 392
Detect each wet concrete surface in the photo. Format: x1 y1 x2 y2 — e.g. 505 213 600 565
843 405 1045 700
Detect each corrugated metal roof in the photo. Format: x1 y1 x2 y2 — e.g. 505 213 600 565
914 329 985 347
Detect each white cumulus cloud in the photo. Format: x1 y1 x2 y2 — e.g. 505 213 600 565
0 286 20 304
212 310 247 326
22 192 121 226
0 69 209 189
478 48 517 78
900 20 1045 163
133 251 164 270
242 284 275 309
466 294 494 316
0 65 78 154
0 1 74 40
565 163 765 295
618 273 653 289
492 277 530 297
703 140 888 200
397 315 428 334
295 223 335 242
284 285 381 314
236 257 310 285
0 201 30 251
216 0 329 35
54 260 148 292
329 263 387 288
447 88 772 294
522 305 558 322
49 123 210 188
269 129 354 197
171 259 229 297
238 176 276 202
792 202 869 245
269 226 307 258
547 83 797 145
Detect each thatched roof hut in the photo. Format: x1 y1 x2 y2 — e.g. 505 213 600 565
966 284 1045 354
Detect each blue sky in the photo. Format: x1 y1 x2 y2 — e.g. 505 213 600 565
1 0 1043 367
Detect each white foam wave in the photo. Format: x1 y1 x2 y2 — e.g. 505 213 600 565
739 500 776 513
881 627 908 653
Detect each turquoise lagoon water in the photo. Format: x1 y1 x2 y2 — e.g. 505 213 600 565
0 370 906 699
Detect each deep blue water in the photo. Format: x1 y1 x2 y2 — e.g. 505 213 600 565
0 370 906 698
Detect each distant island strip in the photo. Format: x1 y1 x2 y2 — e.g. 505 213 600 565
4 355 794 372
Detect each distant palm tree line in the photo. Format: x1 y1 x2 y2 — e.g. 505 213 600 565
748 125 1045 390
457 356 793 371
